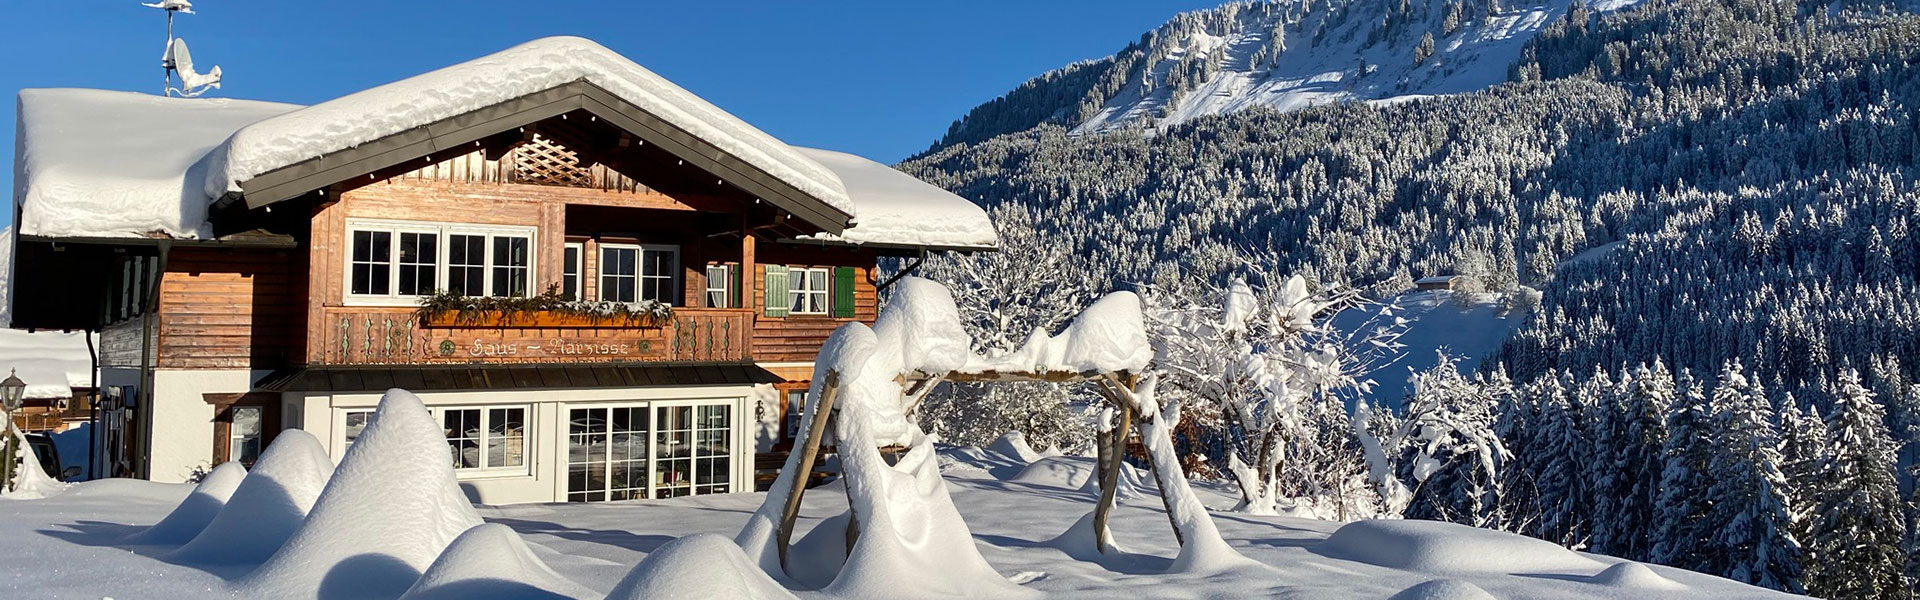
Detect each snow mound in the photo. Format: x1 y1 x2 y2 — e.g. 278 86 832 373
1590 561 1686 590
966 291 1151 375
170 430 333 565
2 426 69 499
1319 519 1602 575
1045 510 1128 560
1387 578 1497 600
399 524 596 600
244 389 482 599
1007 455 1149 499
126 461 245 545
987 431 1043 464
605 533 796 600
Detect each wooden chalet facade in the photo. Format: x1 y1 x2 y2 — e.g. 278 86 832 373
7 38 995 503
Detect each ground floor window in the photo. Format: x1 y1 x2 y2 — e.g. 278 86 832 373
229 406 263 465
339 405 527 473
566 400 734 502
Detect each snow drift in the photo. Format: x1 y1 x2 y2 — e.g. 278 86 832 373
170 429 332 565
398 523 596 600
126 460 245 545
1319 518 1603 574
244 389 482 599
1590 561 1686 590
1386 578 1497 600
606 533 796 600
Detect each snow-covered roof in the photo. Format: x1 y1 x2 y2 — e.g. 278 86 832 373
793 148 996 250
14 36 994 251
0 329 94 399
1414 275 1463 284
14 89 298 239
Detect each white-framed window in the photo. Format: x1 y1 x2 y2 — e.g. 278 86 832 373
705 264 732 308
787 267 830 315
229 406 264 465
600 244 679 305
338 405 529 475
344 219 537 305
564 399 738 503
562 243 583 300
440 406 528 472
785 390 805 440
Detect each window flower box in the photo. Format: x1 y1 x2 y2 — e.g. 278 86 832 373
417 289 673 329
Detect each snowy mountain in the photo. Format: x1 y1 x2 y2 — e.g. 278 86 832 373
932 0 1643 149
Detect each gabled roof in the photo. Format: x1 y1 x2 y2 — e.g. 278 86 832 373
13 36 996 250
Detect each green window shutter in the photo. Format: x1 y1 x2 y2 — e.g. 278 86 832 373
832 266 857 318
763 265 789 317
731 264 744 309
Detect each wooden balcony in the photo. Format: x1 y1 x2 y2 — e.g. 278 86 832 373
310 306 753 366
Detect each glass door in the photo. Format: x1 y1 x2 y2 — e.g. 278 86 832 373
566 405 650 502
653 402 732 498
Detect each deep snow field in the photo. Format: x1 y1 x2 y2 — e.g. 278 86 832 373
0 435 1793 599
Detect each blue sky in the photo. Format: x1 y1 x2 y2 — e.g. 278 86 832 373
0 1 1222 230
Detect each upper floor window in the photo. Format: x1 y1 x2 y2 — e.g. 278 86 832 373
600 244 679 306
788 267 831 315
562 243 583 300
706 264 734 308
345 220 536 305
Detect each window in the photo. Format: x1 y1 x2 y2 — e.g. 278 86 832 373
785 390 806 440
229 406 264 465
565 400 736 502
396 232 437 296
344 220 537 304
600 244 679 305
447 234 487 296
562 243 583 300
343 409 374 452
788 267 830 315
350 231 392 296
706 264 732 308
492 237 531 297
440 406 527 471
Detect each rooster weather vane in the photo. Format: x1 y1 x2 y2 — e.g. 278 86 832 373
147 0 223 97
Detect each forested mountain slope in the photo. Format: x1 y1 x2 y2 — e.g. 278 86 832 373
907 0 1920 405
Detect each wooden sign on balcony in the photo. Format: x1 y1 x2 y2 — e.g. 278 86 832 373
314 306 752 365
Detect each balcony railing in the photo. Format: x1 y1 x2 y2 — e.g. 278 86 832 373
312 306 753 366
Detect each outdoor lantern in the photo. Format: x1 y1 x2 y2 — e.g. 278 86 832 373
0 369 25 414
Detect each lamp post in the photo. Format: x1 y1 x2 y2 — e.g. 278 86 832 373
0 369 26 491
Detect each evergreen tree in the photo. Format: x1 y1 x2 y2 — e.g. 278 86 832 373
1805 371 1913 599
1700 363 1802 591
1651 370 1714 571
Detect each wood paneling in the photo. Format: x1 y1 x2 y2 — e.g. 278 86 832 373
155 247 303 369
750 244 880 363
310 306 751 365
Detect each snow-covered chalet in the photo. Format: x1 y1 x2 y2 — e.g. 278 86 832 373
5 37 996 503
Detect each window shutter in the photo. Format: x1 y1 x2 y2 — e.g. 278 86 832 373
731 264 744 309
832 267 857 318
763 265 789 317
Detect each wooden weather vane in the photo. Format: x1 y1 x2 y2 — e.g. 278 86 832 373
146 0 224 97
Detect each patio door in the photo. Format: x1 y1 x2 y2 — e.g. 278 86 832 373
565 400 735 502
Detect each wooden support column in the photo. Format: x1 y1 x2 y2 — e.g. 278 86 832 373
776 371 840 571
1093 377 1135 554
740 214 757 312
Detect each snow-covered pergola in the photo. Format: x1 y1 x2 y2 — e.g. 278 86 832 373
737 278 1253 594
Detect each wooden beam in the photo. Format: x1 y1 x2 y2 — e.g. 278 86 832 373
776 370 840 572
1092 386 1133 554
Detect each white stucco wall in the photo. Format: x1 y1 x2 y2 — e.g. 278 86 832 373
147 369 266 483
291 384 755 505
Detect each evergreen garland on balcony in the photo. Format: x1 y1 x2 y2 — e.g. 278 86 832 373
416 285 673 327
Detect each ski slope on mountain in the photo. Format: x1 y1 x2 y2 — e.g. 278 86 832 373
1072 0 1642 135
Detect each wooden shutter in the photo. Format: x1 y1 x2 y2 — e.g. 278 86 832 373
832 267 857 318
763 265 789 317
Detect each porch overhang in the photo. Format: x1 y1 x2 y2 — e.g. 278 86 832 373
254 361 783 394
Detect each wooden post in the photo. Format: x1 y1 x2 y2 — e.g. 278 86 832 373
1092 390 1132 554
740 214 756 312
776 370 839 571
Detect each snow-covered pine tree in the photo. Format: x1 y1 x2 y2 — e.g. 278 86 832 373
1610 361 1675 561
1585 368 1634 557
1776 394 1831 553
1399 357 1509 529
1528 374 1588 547
1700 362 1802 592
1650 369 1714 572
1804 370 1913 599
